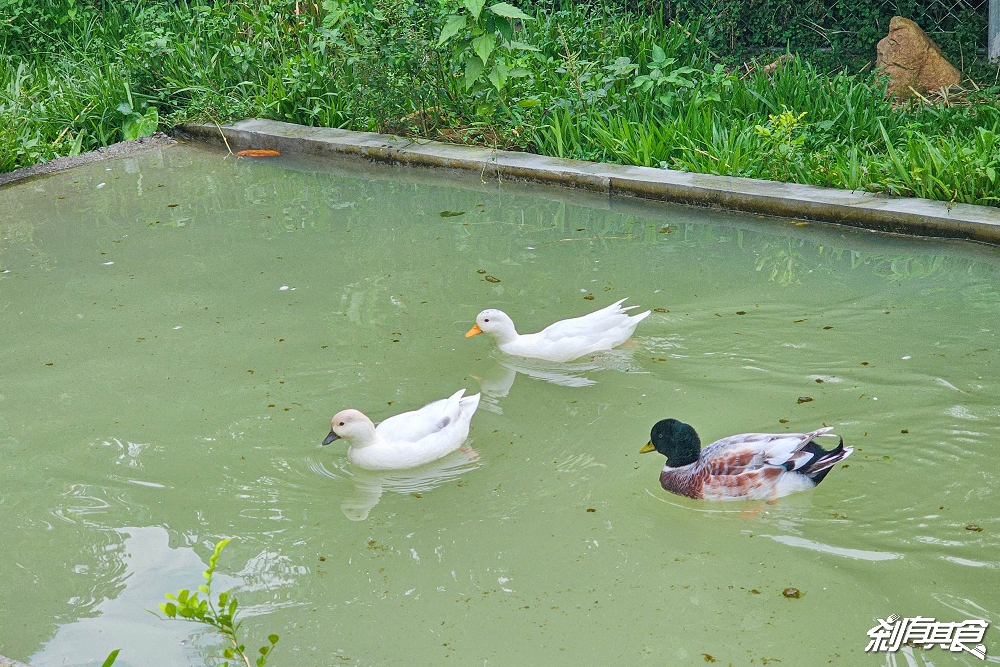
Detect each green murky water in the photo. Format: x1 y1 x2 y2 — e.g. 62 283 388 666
1 143 998 666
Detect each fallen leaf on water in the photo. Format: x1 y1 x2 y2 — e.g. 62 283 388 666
653 308 669 313
779 419 789 423
583 294 594 300
736 311 746 315
236 149 280 157
476 269 486 274
439 210 466 217
797 396 813 404
782 588 802 598
485 276 500 283
966 524 983 532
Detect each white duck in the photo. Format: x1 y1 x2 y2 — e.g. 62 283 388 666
322 389 480 470
465 298 650 363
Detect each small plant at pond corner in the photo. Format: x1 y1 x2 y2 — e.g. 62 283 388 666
436 0 536 91
754 109 808 179
157 538 279 667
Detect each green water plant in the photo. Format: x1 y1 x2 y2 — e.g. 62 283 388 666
157 538 279 667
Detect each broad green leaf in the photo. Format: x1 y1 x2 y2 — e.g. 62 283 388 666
508 40 538 51
516 98 541 107
259 646 269 655
437 14 466 46
160 602 177 617
494 15 512 42
465 56 486 89
223 648 235 659
268 635 280 644
488 60 510 90
121 108 158 141
509 67 530 78
489 2 532 19
100 649 120 667
177 589 189 604
471 33 496 65
651 44 666 63
463 0 486 20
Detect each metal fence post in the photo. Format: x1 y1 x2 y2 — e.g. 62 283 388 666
991 0 1000 61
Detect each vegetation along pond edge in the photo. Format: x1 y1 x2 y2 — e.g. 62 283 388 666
179 119 1000 247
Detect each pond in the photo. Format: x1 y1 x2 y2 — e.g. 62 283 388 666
1 142 997 666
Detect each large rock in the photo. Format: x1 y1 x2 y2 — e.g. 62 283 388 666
876 17 960 98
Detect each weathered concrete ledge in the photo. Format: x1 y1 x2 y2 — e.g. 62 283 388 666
0 653 31 667
183 119 1000 245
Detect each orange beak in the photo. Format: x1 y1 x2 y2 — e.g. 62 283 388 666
465 323 483 338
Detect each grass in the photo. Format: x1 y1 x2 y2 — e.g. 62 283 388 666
2 0 1000 206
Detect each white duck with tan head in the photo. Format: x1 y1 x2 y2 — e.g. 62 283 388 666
323 389 480 470
465 298 650 363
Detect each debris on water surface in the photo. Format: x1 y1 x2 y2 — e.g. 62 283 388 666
782 588 802 598
815 378 824 383
653 308 669 313
586 508 596 513
966 524 982 532
861 361 870 366
702 654 716 663
476 269 486 274
318 556 326 562
485 275 501 283
736 311 746 315
901 429 909 434
236 149 280 157
797 396 813 404
793 318 807 323
779 419 789 423
583 294 594 300
659 225 676 233
823 325 833 329
439 210 466 217
167 203 179 207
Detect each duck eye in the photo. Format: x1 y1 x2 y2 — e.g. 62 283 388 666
484 318 489 322
338 421 345 426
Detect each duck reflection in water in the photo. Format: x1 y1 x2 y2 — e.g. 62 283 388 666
472 348 643 414
311 447 481 521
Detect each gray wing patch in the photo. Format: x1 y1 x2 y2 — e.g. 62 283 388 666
436 416 451 430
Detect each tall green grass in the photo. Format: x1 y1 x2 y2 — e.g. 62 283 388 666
2 0 999 206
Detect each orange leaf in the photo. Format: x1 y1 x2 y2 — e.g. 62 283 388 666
235 149 281 157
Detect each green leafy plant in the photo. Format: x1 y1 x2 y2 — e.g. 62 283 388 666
436 0 536 91
630 43 698 104
157 538 279 667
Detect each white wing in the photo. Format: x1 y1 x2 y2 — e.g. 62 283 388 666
375 389 467 444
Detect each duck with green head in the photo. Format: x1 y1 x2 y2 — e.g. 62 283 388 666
640 418 852 500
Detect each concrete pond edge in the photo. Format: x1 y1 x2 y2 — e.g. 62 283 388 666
0 133 177 188
0 654 31 667
179 118 1000 246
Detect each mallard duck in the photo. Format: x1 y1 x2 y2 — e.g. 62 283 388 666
640 419 852 500
322 389 480 470
465 298 650 363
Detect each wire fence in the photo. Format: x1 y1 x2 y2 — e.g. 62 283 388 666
653 0 989 69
